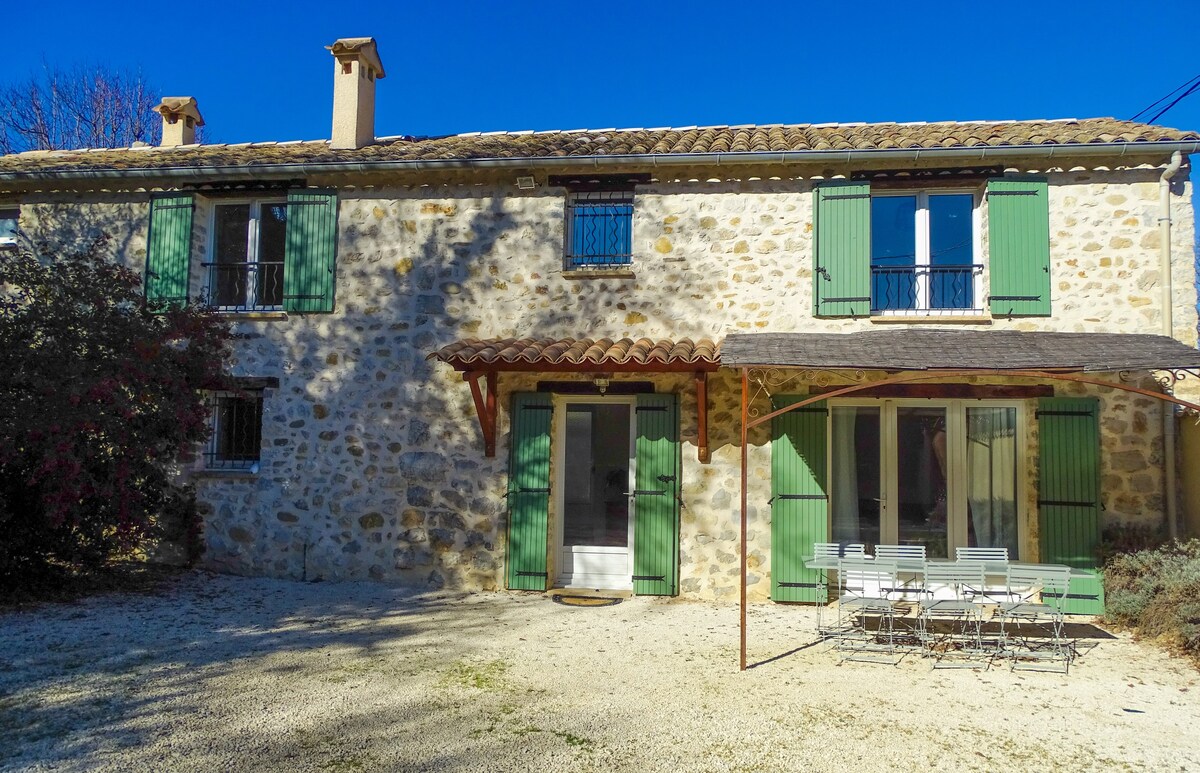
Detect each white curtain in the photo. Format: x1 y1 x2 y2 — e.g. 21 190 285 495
831 407 860 542
966 407 1018 554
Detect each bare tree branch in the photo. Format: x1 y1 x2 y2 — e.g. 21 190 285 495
0 64 204 153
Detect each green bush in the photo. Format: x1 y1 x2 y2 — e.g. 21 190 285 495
1103 540 1200 658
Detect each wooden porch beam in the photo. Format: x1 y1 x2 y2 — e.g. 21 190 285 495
696 371 710 463
464 370 498 457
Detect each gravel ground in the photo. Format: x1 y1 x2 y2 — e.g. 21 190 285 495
1 572 1197 772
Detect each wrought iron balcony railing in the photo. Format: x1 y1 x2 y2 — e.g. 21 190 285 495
202 261 284 311
871 264 983 313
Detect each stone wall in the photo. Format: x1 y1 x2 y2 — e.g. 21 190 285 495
8 158 1197 600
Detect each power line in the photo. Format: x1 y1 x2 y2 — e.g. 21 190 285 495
1130 74 1200 123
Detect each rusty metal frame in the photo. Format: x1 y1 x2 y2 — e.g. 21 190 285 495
737 365 1200 671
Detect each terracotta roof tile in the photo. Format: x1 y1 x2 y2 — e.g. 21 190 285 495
429 337 721 372
1 118 1195 179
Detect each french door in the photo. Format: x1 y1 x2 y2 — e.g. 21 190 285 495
829 400 1022 559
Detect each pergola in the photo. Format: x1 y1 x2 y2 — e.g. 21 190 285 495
724 330 1200 670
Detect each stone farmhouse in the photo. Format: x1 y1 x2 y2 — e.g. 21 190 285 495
3 38 1200 613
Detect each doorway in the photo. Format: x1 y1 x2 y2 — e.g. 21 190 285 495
554 397 636 589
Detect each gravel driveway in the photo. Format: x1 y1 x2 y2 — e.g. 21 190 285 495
1 572 1197 772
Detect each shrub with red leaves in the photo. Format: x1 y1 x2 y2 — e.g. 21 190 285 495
0 237 232 589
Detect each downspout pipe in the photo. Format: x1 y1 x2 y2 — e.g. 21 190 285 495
1160 151 1183 540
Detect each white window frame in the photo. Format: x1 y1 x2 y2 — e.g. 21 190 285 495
0 207 19 247
827 398 1026 559
871 189 984 316
205 198 286 312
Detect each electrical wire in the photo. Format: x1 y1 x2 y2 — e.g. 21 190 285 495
1130 74 1200 123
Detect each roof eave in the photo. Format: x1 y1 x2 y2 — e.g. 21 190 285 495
2 140 1198 185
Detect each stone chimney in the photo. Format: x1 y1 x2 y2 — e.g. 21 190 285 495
326 37 386 149
154 97 204 147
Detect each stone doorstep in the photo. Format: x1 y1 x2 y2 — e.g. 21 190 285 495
544 587 633 600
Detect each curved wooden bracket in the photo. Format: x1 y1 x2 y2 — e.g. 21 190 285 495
464 370 498 457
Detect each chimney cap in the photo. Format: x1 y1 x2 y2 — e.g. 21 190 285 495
326 37 386 79
154 97 205 127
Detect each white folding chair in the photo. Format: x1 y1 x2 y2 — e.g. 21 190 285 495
834 557 906 663
875 544 927 560
813 543 866 639
996 564 1073 673
955 546 1010 603
918 562 990 668
955 547 1009 562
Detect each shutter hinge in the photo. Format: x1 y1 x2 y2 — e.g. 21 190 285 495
1035 410 1094 417
1037 499 1097 507
154 202 195 211
824 296 871 303
633 489 666 496
823 193 871 200
991 295 1042 302
632 574 665 582
285 200 330 207
515 571 547 578
777 581 823 588
635 406 668 412
987 190 1040 196
522 404 553 411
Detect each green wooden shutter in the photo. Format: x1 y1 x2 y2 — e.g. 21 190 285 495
1038 396 1105 615
771 396 829 603
505 393 553 591
988 178 1051 317
144 193 194 308
813 182 871 317
283 189 338 313
633 394 680 596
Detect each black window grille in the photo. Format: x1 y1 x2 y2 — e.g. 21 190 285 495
870 264 983 313
204 201 287 311
205 392 263 470
565 191 634 269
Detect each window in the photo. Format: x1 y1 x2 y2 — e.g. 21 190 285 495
564 190 633 269
0 208 19 246
813 178 1050 318
145 190 339 313
204 392 264 471
870 191 980 314
206 200 287 311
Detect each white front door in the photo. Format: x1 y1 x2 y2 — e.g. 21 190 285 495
555 397 636 589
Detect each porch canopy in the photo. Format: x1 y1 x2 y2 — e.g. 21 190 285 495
721 329 1200 372
724 329 1200 672
428 336 720 459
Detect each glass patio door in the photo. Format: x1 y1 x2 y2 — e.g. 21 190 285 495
830 401 1020 559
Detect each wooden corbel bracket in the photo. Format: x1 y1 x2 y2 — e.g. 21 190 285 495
696 371 710 464
464 370 498 457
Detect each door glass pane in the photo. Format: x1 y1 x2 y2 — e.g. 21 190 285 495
966 407 1019 556
896 407 949 557
928 193 975 309
831 406 881 549
562 404 630 547
256 203 287 307
213 204 251 307
870 195 917 311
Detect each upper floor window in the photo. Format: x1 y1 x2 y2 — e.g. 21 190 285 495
813 178 1050 319
565 190 633 269
144 190 339 314
870 191 980 314
0 207 19 246
207 200 287 311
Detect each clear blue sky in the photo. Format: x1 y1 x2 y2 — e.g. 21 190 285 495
6 2 1200 144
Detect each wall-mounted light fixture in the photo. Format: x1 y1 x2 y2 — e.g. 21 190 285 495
516 176 536 190
593 376 611 394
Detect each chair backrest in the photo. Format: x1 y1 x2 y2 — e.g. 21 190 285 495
956 547 1009 562
1005 564 1072 610
814 542 866 558
838 557 897 599
874 544 926 560
923 561 986 600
